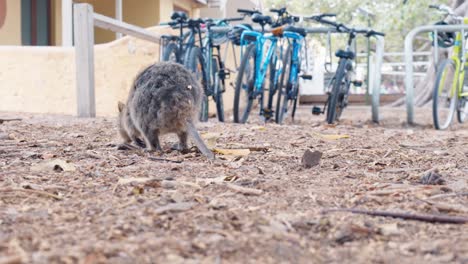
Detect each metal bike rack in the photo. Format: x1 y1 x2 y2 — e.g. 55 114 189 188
404 24 468 124
305 27 385 123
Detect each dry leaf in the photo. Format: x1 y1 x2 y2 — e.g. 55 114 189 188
311 133 350 140
30 159 76 172
213 148 250 156
200 132 220 148
251 126 266 131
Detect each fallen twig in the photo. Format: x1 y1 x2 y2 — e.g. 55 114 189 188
379 167 421 173
428 192 468 200
0 188 62 200
147 156 183 163
0 118 22 124
154 202 196 214
225 183 263 196
323 208 468 224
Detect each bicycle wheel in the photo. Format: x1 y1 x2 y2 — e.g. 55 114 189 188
275 45 292 124
265 50 278 121
185 47 209 122
326 60 347 124
457 96 468 123
234 44 256 123
457 74 468 123
212 58 225 122
433 59 458 130
162 42 180 63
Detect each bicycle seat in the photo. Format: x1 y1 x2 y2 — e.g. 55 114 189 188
187 18 204 28
252 14 272 25
284 26 307 37
171 11 188 21
335 49 355 59
161 34 179 41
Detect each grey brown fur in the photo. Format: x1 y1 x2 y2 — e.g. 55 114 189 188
118 62 214 159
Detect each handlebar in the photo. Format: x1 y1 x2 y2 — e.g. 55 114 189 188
237 8 261 16
270 7 287 15
224 17 245 22
309 15 385 37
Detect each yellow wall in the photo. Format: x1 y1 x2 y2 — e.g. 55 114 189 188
0 0 21 45
76 0 116 43
50 0 62 46
123 0 159 28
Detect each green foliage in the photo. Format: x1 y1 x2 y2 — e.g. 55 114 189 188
264 0 452 51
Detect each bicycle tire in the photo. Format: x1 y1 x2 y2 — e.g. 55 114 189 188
233 44 256 123
326 59 347 124
212 58 225 122
185 47 209 122
457 73 468 123
162 42 180 63
432 59 458 130
265 50 278 121
275 45 292 124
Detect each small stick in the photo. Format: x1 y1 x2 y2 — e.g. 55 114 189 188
0 188 63 200
0 118 22 124
225 183 263 196
323 208 468 224
147 156 183 163
428 192 468 200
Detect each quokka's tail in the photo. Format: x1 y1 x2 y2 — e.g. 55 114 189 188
186 120 215 160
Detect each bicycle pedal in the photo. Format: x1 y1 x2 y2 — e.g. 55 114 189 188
300 74 313 80
352 80 363 87
312 106 322 115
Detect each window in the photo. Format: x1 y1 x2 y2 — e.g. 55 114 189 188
21 0 51 46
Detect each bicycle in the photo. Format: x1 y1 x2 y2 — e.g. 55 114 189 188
274 11 312 124
309 16 384 124
233 8 309 124
159 11 193 64
430 4 468 130
184 17 244 122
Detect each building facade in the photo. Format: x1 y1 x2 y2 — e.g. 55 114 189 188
0 0 207 46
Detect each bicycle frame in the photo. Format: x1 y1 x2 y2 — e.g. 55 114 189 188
284 31 304 95
240 31 279 96
439 17 468 99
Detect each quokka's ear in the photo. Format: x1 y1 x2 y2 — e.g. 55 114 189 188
117 101 125 112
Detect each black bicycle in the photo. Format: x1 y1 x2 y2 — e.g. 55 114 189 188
309 16 384 124
193 17 244 122
160 12 194 64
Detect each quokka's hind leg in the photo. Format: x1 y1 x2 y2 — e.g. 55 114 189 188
134 123 162 152
177 131 189 151
134 138 146 148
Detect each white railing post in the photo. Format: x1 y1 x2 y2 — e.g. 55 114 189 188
372 36 385 123
115 0 123 39
62 0 73 46
74 3 96 118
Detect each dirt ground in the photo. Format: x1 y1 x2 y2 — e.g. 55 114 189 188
1 106 467 264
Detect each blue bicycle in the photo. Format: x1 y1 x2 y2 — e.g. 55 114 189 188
233 8 309 124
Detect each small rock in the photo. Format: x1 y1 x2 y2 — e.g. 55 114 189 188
420 170 445 185
161 180 177 189
301 150 322 168
170 192 185 203
0 133 12 140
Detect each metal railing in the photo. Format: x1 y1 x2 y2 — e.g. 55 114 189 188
404 24 468 124
74 3 163 117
